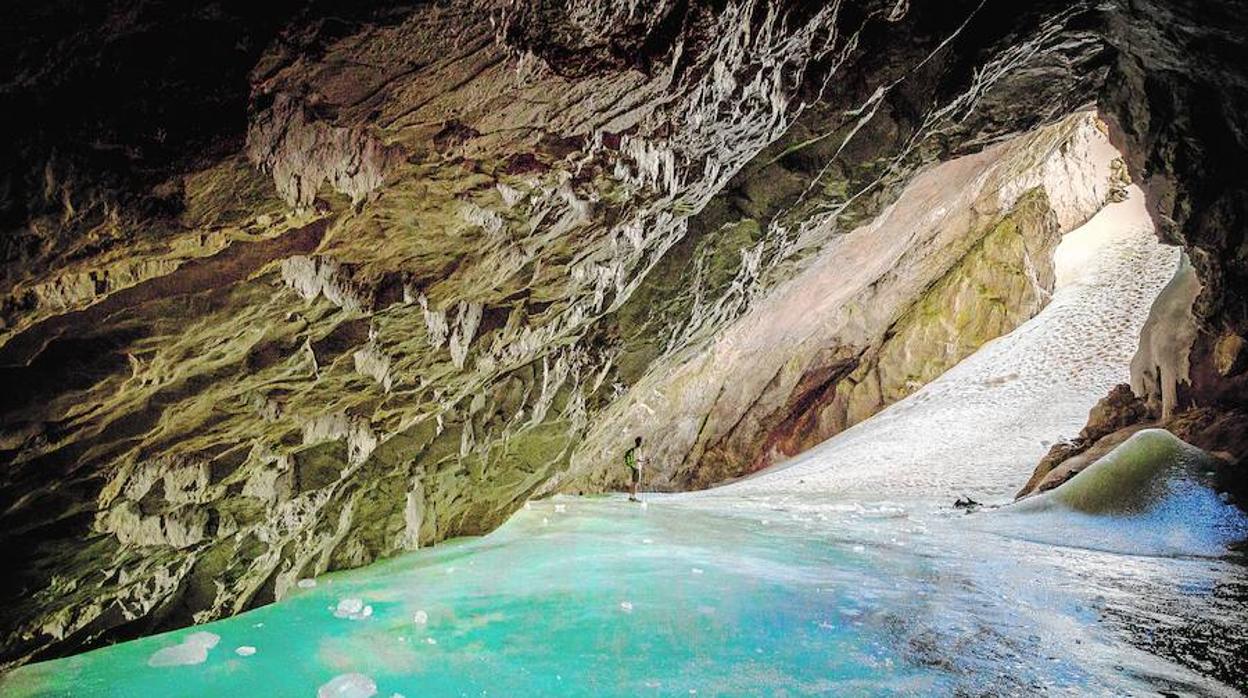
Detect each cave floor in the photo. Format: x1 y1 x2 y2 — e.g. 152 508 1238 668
3 495 1245 696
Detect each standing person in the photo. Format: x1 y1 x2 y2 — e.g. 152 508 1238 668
625 436 644 502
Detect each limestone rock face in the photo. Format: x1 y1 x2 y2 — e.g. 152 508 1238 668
0 0 1244 670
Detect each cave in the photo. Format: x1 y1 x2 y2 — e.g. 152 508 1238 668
2 0 1247 694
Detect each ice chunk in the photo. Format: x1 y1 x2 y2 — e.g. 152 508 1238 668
425 637 437 645
413 610 428 625
691 568 704 575
235 646 256 657
619 601 633 612
297 578 317 589
333 598 372 620
554 504 566 513
147 631 220 667
317 673 377 698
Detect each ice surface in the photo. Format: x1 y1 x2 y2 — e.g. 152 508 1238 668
5 496 1246 696
318 673 377 698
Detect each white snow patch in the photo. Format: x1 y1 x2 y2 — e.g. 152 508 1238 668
297 578 317 589
235 646 256 657
413 610 428 625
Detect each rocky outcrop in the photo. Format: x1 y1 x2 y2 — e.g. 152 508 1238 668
1 0 1245 671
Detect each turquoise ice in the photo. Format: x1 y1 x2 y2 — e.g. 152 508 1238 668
4 493 1247 696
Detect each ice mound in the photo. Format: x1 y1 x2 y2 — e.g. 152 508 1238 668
997 429 1248 556
332 598 373 620
1046 429 1218 514
318 673 377 698
147 631 220 667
